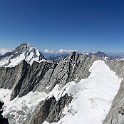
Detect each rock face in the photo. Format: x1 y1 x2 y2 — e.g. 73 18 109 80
10 60 53 100
103 60 124 124
0 101 9 124
35 52 97 92
29 94 72 124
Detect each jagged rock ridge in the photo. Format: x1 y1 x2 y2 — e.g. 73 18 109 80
0 43 124 124
0 48 98 124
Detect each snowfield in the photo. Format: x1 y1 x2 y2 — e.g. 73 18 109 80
0 60 122 124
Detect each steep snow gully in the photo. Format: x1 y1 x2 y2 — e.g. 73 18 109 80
0 60 122 124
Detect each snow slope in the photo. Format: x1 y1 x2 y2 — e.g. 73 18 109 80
44 60 122 124
0 89 48 123
0 60 122 124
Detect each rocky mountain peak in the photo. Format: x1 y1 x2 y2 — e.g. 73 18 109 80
14 43 30 52
0 43 45 67
67 51 79 61
94 51 107 58
12 43 44 60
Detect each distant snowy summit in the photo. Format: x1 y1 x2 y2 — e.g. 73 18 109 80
0 43 45 67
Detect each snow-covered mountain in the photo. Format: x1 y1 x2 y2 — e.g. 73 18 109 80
0 43 45 67
0 60 121 124
0 43 124 124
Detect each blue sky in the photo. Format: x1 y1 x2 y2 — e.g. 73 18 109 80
0 0 124 52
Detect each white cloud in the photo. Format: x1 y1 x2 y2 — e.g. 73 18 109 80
58 49 76 54
44 49 55 54
44 49 77 54
0 48 12 55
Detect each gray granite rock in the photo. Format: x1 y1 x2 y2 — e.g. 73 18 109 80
28 94 72 124
0 52 100 124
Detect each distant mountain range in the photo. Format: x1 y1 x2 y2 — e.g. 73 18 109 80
1 43 124 66
0 43 113 67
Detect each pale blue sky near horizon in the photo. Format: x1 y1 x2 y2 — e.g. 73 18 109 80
0 0 124 53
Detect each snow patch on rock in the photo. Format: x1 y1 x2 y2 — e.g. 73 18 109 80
0 89 47 123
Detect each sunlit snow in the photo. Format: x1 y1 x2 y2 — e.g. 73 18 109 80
44 60 122 124
0 60 122 124
0 45 45 67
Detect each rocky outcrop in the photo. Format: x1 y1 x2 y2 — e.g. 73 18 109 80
29 94 73 124
105 60 124 78
35 52 97 92
0 62 25 89
0 101 9 124
10 60 53 100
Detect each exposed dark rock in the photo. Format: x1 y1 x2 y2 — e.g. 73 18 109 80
11 60 53 100
0 101 4 110
0 62 25 89
0 101 9 124
29 94 73 124
46 94 73 123
35 53 97 93
10 60 30 100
